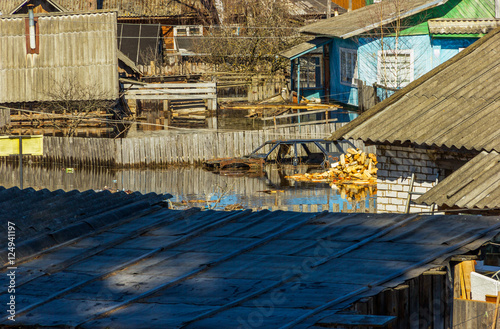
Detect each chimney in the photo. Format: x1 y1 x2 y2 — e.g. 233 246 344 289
88 0 98 11
334 7 339 16
327 0 331 18
28 4 36 50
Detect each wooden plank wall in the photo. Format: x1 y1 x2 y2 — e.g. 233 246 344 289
351 271 452 329
1 123 375 167
0 108 10 128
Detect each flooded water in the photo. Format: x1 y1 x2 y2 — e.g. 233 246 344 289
0 162 376 212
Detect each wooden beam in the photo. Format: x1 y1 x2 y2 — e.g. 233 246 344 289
316 314 397 327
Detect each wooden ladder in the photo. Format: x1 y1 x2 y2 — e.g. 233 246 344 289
404 172 437 214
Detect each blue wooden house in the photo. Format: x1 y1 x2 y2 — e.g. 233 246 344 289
281 0 499 109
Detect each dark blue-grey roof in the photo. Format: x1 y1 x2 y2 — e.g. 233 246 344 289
0 186 168 262
1 196 499 328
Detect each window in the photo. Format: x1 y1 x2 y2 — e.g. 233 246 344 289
173 25 203 36
377 50 414 88
299 56 323 88
340 47 357 86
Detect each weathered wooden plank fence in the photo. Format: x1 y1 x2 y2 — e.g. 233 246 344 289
0 123 375 167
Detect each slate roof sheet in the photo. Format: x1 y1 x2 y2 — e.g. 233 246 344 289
417 151 500 209
300 0 447 38
280 37 331 59
0 0 208 17
0 11 119 103
0 186 167 261
1 196 499 328
428 18 500 35
329 25 500 153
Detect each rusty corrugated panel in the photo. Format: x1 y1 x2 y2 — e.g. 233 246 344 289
0 11 118 103
331 26 500 153
417 151 500 209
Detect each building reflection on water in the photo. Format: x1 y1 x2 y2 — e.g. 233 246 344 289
0 162 376 212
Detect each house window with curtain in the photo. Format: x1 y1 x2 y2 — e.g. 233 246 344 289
377 49 414 89
340 47 357 86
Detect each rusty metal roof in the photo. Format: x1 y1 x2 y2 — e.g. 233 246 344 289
328 26 500 153
429 18 500 35
300 0 448 38
417 151 500 209
1 190 499 327
0 11 119 103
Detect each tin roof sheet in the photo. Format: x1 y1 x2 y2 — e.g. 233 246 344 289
417 151 500 209
328 25 500 153
1 190 499 328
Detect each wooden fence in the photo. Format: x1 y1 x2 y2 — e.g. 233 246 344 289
0 123 375 167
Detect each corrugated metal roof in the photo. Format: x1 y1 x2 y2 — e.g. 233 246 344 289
417 151 500 209
0 0 209 17
329 26 500 153
0 11 119 103
1 192 499 328
279 37 331 59
300 0 448 38
429 18 500 34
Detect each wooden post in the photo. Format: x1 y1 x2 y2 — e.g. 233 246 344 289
493 292 500 329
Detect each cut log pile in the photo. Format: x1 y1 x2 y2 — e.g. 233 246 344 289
286 148 378 185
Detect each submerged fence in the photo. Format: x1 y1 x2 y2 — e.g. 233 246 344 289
1 123 375 167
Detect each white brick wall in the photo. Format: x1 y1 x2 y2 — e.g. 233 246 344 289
376 145 439 214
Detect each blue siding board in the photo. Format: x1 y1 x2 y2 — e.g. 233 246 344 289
326 35 478 106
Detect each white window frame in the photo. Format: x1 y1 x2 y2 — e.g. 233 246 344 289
173 25 203 37
339 47 358 87
300 55 323 89
377 49 414 89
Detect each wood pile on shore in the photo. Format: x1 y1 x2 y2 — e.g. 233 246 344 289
285 148 378 185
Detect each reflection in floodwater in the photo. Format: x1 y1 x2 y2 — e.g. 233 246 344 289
0 162 376 212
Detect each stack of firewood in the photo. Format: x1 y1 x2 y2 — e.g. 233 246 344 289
285 148 377 184
329 148 378 182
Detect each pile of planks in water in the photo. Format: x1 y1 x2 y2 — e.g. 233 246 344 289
286 148 378 184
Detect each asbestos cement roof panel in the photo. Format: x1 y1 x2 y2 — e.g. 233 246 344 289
1 198 499 328
329 26 500 153
280 37 331 59
417 151 500 209
300 0 448 38
0 11 119 103
428 18 500 34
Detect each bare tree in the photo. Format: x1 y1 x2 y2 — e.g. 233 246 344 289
190 0 307 74
39 75 116 137
356 0 429 97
